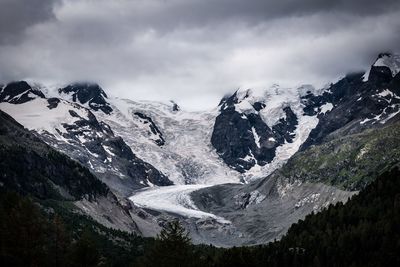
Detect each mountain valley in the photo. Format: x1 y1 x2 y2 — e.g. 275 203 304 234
1 53 400 247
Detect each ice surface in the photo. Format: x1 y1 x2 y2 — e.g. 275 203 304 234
129 185 231 223
0 98 89 139
97 98 242 185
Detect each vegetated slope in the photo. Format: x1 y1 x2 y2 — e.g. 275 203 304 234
0 109 139 232
0 191 149 267
213 166 400 267
2 161 399 267
281 121 400 190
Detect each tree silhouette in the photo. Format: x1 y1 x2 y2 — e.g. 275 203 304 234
70 228 101 267
138 220 193 267
49 215 70 267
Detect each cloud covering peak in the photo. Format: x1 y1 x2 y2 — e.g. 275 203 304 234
0 0 399 110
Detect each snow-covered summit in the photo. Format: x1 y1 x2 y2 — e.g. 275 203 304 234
363 53 400 82
59 82 113 114
0 97 92 138
0 81 45 104
0 85 172 195
373 53 400 77
213 85 320 179
220 85 321 126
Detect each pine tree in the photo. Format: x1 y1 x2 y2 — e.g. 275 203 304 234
49 215 70 267
138 220 193 267
0 192 48 266
70 228 101 267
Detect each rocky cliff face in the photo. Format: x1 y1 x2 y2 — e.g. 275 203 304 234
59 82 113 114
0 81 45 104
211 85 319 178
212 90 301 173
301 53 400 150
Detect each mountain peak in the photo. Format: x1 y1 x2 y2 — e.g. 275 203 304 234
59 82 113 114
373 52 400 77
0 81 45 104
170 100 180 112
363 52 400 82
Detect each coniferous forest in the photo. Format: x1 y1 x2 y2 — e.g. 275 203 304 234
1 167 400 267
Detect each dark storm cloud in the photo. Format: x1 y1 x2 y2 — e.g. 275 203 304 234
54 0 400 43
0 0 399 110
128 0 400 30
0 0 59 44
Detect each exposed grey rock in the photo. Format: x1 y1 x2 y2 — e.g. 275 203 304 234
190 173 355 246
59 82 113 114
134 112 165 146
300 54 400 151
211 90 290 172
0 81 45 104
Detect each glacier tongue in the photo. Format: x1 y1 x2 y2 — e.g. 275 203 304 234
100 98 244 222
129 185 231 224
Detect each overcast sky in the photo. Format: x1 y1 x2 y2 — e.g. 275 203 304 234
1 0 400 110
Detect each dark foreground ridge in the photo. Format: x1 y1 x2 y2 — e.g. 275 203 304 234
2 163 399 266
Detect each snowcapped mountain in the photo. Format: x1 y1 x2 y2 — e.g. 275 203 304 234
4 53 399 189
211 53 400 181
0 81 45 104
1 54 399 189
0 82 171 197
300 53 400 151
1 52 400 246
363 53 400 82
187 53 400 245
58 82 113 114
212 85 322 181
0 80 329 187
